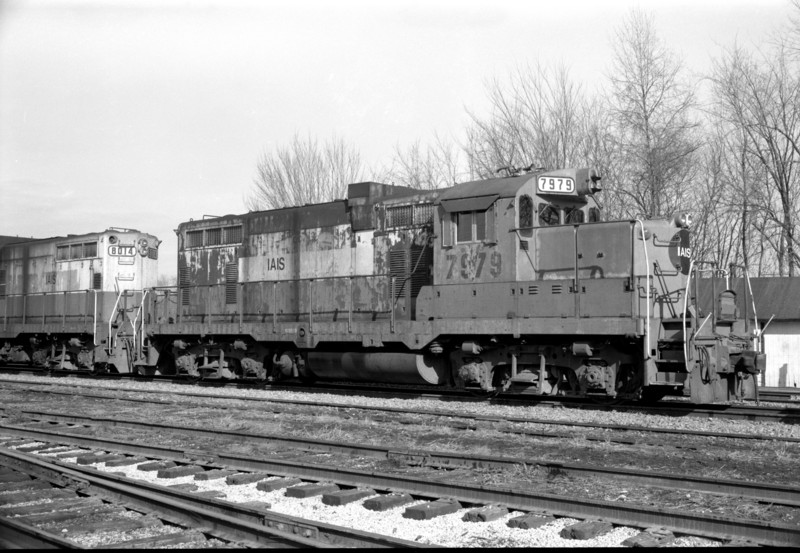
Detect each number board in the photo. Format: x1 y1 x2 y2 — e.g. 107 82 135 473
109 245 136 257
537 176 575 194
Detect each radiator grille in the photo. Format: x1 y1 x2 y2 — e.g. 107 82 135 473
223 226 242 244
186 231 203 248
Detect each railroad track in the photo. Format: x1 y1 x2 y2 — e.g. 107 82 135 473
0 438 425 548
2 374 799 424
4 363 800 408
1 413 798 546
8 408 800 507
5 376 800 442
7 364 799 403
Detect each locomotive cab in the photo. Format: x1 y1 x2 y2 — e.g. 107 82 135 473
420 167 763 403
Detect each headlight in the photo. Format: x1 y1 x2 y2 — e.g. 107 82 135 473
673 212 692 228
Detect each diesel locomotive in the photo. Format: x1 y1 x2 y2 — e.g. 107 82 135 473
124 166 763 403
0 228 159 372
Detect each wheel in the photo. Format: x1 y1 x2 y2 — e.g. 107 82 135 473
639 388 669 404
89 363 107 376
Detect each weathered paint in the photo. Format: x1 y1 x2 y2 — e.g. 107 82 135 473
240 225 355 282
0 230 159 374
148 169 758 401
0 229 159 296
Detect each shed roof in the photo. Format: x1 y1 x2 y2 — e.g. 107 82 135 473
696 277 800 321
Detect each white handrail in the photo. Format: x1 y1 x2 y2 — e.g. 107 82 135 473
744 270 760 350
108 290 124 350
132 289 148 359
93 290 98 346
682 259 695 367
636 219 650 361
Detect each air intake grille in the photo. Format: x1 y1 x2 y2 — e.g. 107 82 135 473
179 268 190 306
225 263 238 305
389 249 407 300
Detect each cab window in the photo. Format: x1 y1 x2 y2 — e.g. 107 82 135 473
519 195 534 228
456 210 487 242
565 207 584 224
538 204 560 226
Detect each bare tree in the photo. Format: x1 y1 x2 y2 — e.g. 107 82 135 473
386 133 470 189
710 41 800 275
605 8 701 220
247 133 367 211
463 62 602 179
691 122 774 274
790 0 800 57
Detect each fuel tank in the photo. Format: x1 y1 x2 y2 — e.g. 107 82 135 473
306 352 448 385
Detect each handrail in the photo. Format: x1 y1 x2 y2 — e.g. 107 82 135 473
108 290 125 351
745 269 759 348
682 259 694 368
730 263 760 351
148 273 399 325
93 290 98 346
1 289 102 330
133 289 149 359
636 219 650 361
153 274 398 291
0 289 103 299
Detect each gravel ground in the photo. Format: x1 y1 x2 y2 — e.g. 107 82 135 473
73 456 646 548
2 440 719 547
1 374 789 547
2 373 798 440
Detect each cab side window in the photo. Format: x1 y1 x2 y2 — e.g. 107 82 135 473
456 210 486 242
538 203 560 226
519 195 534 228
565 207 585 224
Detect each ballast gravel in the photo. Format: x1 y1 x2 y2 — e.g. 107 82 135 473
1 376 785 547
77 457 644 548
2 373 797 440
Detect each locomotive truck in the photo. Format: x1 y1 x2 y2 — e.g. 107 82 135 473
131 167 763 403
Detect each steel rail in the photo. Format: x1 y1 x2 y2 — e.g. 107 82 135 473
9 410 800 507
0 446 424 549
1 422 798 546
3 374 800 422
6 381 800 445
0 378 800 424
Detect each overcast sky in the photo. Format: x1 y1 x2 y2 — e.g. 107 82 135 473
0 0 793 281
